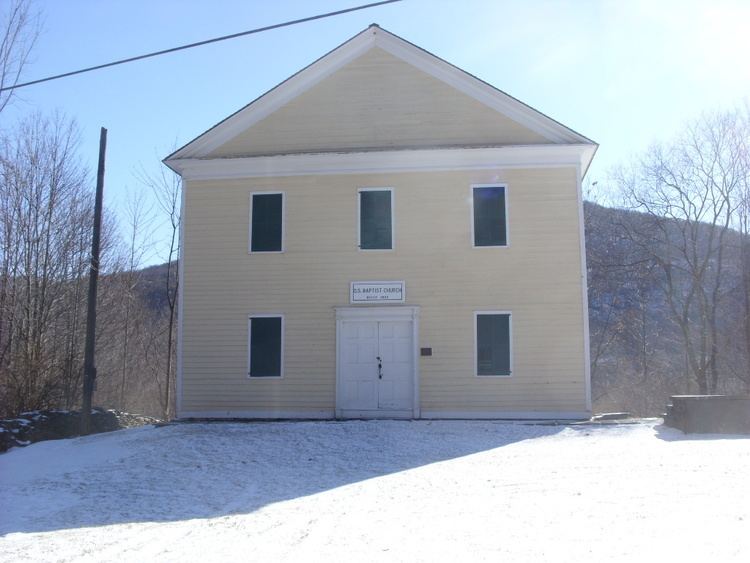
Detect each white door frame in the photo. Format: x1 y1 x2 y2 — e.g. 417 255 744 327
335 306 420 419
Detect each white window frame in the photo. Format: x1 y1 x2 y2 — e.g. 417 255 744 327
470 184 509 248
247 314 285 379
357 187 394 251
474 310 513 377
249 191 285 254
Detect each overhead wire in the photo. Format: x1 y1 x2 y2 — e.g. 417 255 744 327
0 0 402 92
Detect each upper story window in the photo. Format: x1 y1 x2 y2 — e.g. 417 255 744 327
358 188 393 250
472 185 507 247
250 192 284 253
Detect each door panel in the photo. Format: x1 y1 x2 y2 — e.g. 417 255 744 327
340 321 378 410
377 321 413 410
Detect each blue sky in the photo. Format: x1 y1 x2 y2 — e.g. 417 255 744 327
3 0 749 265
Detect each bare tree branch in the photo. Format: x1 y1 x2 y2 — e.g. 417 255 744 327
0 0 40 114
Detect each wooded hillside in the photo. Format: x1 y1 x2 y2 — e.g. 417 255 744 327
587 201 750 415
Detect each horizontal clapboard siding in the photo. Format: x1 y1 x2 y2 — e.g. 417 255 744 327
181 167 587 415
209 47 547 158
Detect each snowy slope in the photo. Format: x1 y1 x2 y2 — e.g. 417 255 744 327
1 420 748 562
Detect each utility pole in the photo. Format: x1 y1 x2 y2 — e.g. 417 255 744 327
81 127 107 435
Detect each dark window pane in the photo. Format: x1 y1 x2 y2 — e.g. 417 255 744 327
250 317 282 377
477 314 511 375
360 190 392 249
251 193 283 252
473 187 507 246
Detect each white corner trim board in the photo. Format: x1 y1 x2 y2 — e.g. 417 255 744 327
576 164 593 412
170 145 596 181
175 176 186 419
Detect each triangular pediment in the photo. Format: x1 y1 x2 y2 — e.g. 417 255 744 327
167 26 594 163
209 47 549 157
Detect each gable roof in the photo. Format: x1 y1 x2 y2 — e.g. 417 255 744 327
165 25 596 168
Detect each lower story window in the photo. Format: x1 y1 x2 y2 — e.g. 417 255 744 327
476 312 511 376
248 315 283 377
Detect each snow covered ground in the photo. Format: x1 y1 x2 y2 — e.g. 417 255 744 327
1 420 748 562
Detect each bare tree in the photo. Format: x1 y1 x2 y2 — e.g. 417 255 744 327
733 105 750 393
585 199 679 414
0 112 92 415
117 190 153 408
0 0 40 114
616 109 747 394
137 163 180 419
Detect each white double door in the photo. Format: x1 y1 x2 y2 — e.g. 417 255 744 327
339 319 414 415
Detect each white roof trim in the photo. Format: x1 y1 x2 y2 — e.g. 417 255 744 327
166 25 594 161
169 145 597 181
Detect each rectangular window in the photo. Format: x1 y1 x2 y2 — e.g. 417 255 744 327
476 312 511 376
472 185 507 247
359 188 393 250
250 192 283 252
248 316 283 377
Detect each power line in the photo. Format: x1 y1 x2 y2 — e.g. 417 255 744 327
0 0 402 93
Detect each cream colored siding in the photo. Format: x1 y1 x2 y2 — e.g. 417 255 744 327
181 168 587 415
208 48 548 158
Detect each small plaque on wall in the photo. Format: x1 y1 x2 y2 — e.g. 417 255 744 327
350 281 405 303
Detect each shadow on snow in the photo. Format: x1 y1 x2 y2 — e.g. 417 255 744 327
1 420 568 535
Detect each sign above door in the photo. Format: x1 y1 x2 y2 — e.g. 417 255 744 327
350 281 405 304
